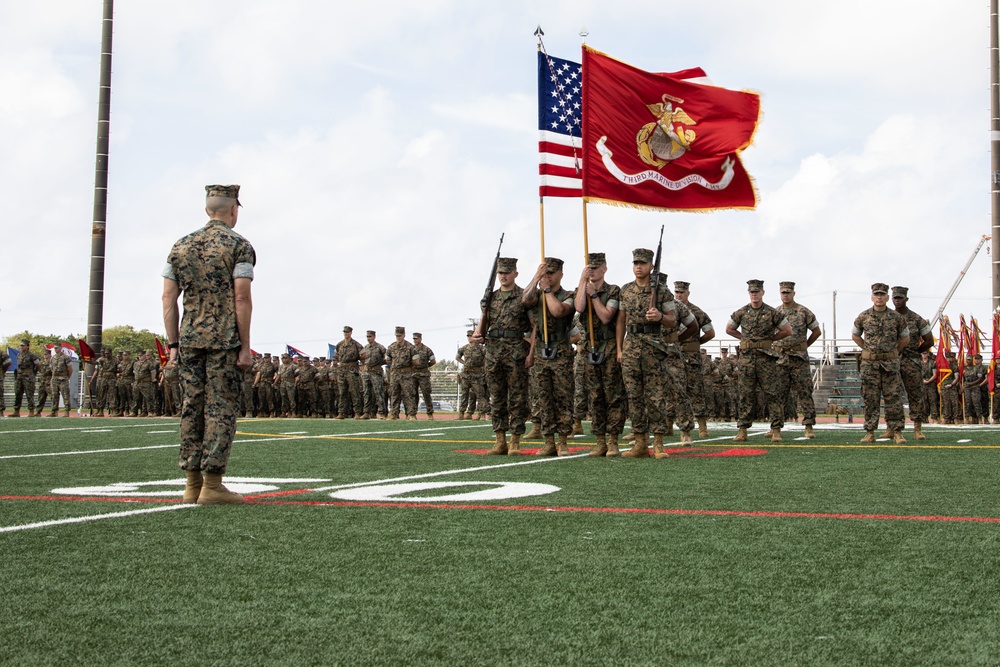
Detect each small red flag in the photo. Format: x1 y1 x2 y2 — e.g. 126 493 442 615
990 313 999 394
154 339 169 367
581 46 759 212
935 319 952 389
77 339 95 363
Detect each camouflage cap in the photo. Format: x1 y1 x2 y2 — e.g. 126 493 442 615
544 257 564 272
587 253 606 268
366 330 376 336
205 184 241 206
466 330 474 336
395 326 405 335
497 257 517 273
747 279 764 292
281 353 290 358
44 347 52 354
975 353 984 359
343 326 353 333
19 339 29 346
779 281 795 292
673 281 690 292
263 352 271 357
891 286 908 298
632 248 654 263
720 347 729 352
413 332 422 339
871 282 889 294
945 350 956 357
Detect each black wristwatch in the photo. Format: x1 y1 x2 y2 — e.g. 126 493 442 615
589 293 600 299
167 342 179 350
543 288 552 294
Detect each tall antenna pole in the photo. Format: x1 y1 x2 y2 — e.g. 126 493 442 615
992 0 1000 311
87 0 114 355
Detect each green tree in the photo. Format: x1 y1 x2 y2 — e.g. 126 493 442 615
100 325 165 356
2 331 85 356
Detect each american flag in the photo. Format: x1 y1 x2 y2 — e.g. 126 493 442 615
537 51 583 198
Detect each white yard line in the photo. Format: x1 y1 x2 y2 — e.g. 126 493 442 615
0 504 196 534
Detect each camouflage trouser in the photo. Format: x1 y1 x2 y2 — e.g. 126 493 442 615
49 376 70 412
389 369 416 417
116 379 134 414
533 344 574 436
584 341 627 435
460 370 488 415
922 381 939 421
166 382 182 416
778 355 816 426
96 377 114 411
528 365 541 423
36 377 50 411
898 357 926 424
277 382 296 416
256 384 273 416
660 351 695 432
964 385 983 420
296 383 316 416
621 335 672 434
361 370 386 417
0 374 5 410
15 373 36 411
485 339 530 435
573 352 587 420
940 384 960 421
178 347 240 474
413 371 433 415
680 352 706 416
458 372 473 414
315 383 331 416
135 381 155 415
338 369 363 417
737 352 786 430
720 384 735 418
242 380 255 415
860 360 904 431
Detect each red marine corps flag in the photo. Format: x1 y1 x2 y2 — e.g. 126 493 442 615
581 46 759 211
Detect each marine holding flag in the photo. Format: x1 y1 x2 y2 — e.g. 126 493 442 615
581 46 759 211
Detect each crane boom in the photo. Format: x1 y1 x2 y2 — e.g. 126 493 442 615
930 234 990 328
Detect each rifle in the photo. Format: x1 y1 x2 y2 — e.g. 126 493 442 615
477 234 505 337
648 224 665 310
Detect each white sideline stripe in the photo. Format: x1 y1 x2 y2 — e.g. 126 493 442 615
0 444 179 460
0 503 196 534
0 422 169 436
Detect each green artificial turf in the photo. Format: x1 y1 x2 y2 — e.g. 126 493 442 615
2 417 1000 666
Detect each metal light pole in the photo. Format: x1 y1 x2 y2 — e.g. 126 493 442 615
992 0 1000 310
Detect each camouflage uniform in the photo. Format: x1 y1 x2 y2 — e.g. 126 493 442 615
729 289 789 430
920 354 939 422
0 350 10 413
702 353 720 417
773 297 821 427
314 360 332 418
116 354 135 416
659 300 696 433
483 260 531 435
14 347 41 414
939 355 960 423
572 338 588 422
580 280 627 436
295 359 318 417
37 353 53 412
241 360 257 417
679 300 712 418
163 200 256 474
95 352 117 414
716 351 737 419
411 337 436 415
457 335 488 416
133 355 156 416
255 355 276 417
48 351 72 414
963 359 986 422
619 265 679 435
386 329 417 418
361 336 388 418
893 296 932 426
852 286 909 434
161 359 182 416
335 333 365 417
526 280 576 437
276 356 297 416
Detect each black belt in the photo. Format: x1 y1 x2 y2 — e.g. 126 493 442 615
594 331 615 342
488 329 524 339
626 324 661 334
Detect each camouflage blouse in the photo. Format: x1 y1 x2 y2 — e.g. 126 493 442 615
386 340 416 370
457 343 486 370
485 286 530 338
163 219 256 350
619 281 675 327
773 303 819 361
897 309 932 359
729 303 788 357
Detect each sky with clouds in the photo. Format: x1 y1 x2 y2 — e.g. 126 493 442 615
0 0 995 357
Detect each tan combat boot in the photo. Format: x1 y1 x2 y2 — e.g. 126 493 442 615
488 432 508 455
733 427 748 443
860 430 875 444
622 433 650 458
536 434 557 456
182 470 204 504
427 414 434 420
665 422 674 436
473 413 483 421
913 422 926 441
606 434 621 457
571 419 584 436
623 432 636 442
680 430 693 447
589 435 608 457
47 409 59 417
770 428 783 443
524 422 542 439
892 430 907 444
697 417 709 438
556 434 571 457
804 425 815 439
878 429 892 439
457 412 467 420
507 433 521 456
653 433 669 459
62 408 70 417
387 414 398 420
196 473 244 505
10 408 19 418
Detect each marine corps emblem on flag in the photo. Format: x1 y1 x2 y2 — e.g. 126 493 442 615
637 94 697 168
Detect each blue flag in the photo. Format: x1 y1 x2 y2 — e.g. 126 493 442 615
328 343 336 360
7 347 18 371
286 344 308 359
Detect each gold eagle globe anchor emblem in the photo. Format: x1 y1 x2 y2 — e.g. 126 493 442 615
636 93 697 168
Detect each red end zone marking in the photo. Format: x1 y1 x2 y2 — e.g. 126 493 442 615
455 446 768 457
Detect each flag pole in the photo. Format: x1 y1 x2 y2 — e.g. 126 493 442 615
582 200 600 363
539 196 551 355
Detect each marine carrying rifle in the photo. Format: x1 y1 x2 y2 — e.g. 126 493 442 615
649 224 666 309
477 234 505 337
